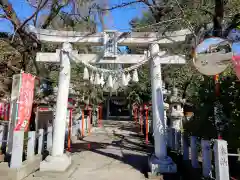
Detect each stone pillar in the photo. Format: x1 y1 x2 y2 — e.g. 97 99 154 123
214 139 230 180
40 42 72 172
148 44 177 175
149 44 166 158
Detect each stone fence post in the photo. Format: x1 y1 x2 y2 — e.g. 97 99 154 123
38 129 44 154
10 131 24 168
214 139 230 180
47 126 53 151
27 131 36 160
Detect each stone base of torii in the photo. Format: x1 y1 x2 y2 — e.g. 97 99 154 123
28 25 190 174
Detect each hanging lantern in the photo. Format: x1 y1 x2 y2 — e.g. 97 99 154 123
107 74 113 89
94 73 100 85
83 67 89 80
132 69 139 82
90 73 94 84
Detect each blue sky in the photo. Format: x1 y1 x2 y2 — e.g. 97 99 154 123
0 0 147 32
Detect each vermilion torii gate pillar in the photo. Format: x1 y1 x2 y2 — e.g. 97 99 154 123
28 25 190 173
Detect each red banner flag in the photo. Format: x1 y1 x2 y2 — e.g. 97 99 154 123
14 73 35 131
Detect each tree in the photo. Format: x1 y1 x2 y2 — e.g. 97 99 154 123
178 0 240 151
118 0 240 150
0 0 106 105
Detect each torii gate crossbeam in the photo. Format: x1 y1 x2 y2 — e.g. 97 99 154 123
28 25 190 47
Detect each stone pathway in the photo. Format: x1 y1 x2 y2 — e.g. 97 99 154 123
25 121 152 180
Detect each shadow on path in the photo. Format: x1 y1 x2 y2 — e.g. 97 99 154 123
71 128 150 178
71 121 183 180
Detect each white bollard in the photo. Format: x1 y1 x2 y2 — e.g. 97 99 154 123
47 126 53 151
214 139 230 180
27 131 36 160
38 129 44 154
10 131 24 168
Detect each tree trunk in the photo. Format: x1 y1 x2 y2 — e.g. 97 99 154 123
213 0 224 37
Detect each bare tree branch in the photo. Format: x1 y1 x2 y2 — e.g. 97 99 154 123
0 0 21 27
98 0 145 11
142 0 156 18
41 0 69 29
0 0 41 45
20 0 48 29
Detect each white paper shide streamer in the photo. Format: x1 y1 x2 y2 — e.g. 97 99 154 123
94 73 100 85
126 73 131 84
83 67 89 80
121 73 128 86
113 81 119 91
107 74 113 88
76 51 145 89
132 69 139 82
90 72 94 84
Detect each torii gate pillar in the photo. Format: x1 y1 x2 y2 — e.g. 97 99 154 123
148 44 177 175
40 43 72 172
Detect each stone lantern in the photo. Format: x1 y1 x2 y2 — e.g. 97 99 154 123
168 88 185 130
168 88 185 150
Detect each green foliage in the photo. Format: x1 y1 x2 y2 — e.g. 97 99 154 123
0 0 103 104
182 67 240 148
126 0 240 150
125 64 151 104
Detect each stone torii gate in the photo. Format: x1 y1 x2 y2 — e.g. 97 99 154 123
28 25 190 174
